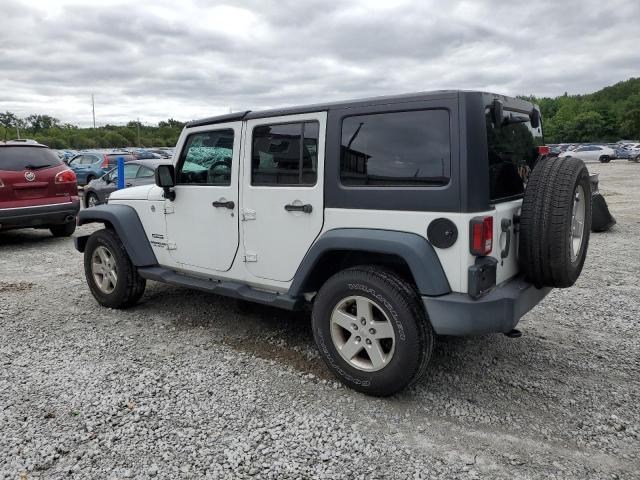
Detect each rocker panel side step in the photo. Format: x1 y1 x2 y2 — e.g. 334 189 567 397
137 266 303 310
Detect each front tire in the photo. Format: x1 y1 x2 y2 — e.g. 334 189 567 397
84 228 146 308
599 155 611 163
312 266 433 396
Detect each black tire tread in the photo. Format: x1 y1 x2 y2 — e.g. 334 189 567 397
84 228 146 308
50 222 76 237
519 157 591 288
312 265 434 396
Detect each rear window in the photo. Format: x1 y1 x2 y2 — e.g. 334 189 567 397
486 108 543 202
0 146 63 172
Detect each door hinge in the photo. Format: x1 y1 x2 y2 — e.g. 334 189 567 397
164 204 175 214
244 252 257 262
166 241 177 250
242 209 256 221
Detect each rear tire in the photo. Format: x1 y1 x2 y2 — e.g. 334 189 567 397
599 155 611 163
84 228 146 308
312 266 433 396
519 156 592 288
50 222 76 237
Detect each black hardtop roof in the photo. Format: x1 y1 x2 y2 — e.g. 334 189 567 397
185 90 538 129
185 90 507 129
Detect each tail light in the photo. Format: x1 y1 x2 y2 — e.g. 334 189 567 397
469 216 493 256
101 155 109 168
538 146 550 155
55 169 77 184
0 177 4 187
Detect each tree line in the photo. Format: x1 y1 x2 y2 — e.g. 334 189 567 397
1 77 639 148
522 77 640 143
0 113 184 149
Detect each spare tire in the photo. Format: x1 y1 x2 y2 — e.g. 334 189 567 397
519 156 592 288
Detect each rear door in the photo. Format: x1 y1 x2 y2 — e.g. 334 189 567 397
164 123 241 272
241 113 326 282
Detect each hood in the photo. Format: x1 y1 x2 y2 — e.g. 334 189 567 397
108 184 155 201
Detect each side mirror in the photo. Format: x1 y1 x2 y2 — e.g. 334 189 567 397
491 99 504 127
155 164 176 200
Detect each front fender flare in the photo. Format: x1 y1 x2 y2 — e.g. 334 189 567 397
288 228 450 297
75 204 157 267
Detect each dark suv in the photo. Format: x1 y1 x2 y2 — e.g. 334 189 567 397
0 139 80 236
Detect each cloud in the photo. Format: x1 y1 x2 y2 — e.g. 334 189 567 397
0 0 638 126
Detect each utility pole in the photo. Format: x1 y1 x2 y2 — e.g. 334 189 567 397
91 93 96 128
16 125 20 139
137 117 141 147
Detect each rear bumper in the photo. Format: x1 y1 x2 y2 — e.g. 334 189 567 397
423 276 551 336
0 200 80 229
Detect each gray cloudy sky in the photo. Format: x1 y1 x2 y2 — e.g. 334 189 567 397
1 0 639 126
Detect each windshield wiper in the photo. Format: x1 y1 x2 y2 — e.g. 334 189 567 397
24 164 52 170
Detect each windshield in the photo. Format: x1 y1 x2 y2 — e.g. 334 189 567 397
0 146 63 171
486 108 543 202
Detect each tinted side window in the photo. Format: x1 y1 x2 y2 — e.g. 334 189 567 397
340 110 450 187
251 121 319 186
177 129 234 186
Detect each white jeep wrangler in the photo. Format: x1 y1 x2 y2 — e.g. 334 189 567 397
76 91 591 396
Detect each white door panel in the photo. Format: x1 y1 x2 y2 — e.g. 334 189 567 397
164 122 241 272
241 112 326 282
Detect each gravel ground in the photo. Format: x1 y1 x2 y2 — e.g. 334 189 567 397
1 160 639 479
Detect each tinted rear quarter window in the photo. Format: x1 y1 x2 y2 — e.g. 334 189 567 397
340 109 451 187
0 147 62 171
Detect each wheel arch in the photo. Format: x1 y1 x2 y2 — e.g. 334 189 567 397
288 228 450 297
74 204 157 267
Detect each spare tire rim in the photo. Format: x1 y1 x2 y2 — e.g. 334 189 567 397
91 245 118 294
571 185 586 262
330 296 396 372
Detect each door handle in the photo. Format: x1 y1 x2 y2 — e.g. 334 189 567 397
212 199 235 209
284 203 313 214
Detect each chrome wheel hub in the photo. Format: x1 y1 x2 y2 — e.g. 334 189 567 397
91 245 118 294
330 296 396 372
88 195 98 207
570 185 586 262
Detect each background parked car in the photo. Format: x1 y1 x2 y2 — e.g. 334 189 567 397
83 159 169 207
0 139 79 236
626 144 640 162
67 151 136 186
132 149 163 160
559 145 616 163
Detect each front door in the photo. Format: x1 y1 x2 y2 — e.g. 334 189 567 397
241 113 326 281
164 123 241 272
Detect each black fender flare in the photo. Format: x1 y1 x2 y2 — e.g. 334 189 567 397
74 204 158 267
288 228 450 297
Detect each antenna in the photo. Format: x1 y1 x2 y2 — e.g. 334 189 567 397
91 93 96 128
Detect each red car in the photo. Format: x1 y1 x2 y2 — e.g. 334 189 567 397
0 139 80 236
